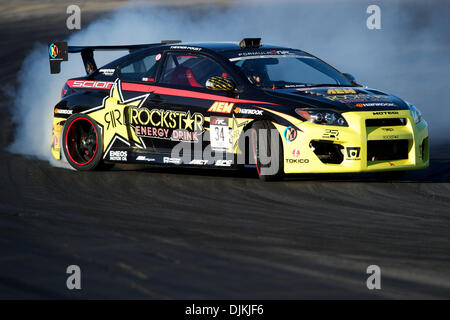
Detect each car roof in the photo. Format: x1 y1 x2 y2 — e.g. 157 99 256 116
174 41 293 52
101 41 297 69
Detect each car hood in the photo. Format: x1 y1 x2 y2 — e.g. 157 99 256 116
262 86 410 112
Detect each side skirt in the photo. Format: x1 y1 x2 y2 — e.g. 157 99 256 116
103 147 238 169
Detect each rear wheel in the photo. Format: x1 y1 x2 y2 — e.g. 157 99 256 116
250 121 284 181
62 114 104 171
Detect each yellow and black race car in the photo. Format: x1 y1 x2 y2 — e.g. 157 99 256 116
49 38 429 180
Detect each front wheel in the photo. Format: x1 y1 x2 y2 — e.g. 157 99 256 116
250 121 284 181
62 114 104 171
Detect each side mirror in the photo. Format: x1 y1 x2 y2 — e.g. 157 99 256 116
205 76 236 91
343 73 356 82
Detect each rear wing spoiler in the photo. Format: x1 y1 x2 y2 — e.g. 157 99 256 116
48 40 181 74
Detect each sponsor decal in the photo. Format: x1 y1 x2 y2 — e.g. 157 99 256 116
372 111 399 115
322 129 339 139
237 50 291 56
52 135 59 149
233 107 263 116
99 68 115 76
136 155 155 162
229 115 251 151
54 108 73 115
210 116 229 151
325 94 391 104
51 122 63 157
285 158 309 164
355 102 396 108
327 88 357 94
170 45 202 51
129 107 204 142
84 80 146 153
211 117 227 126
104 109 122 129
109 150 127 161
229 53 311 62
383 135 399 139
163 157 181 164
215 159 233 167
68 80 114 90
292 149 300 158
382 128 394 131
346 147 361 160
283 126 297 142
155 53 162 61
86 62 95 73
49 43 59 59
189 159 209 165
285 84 309 88
207 101 234 113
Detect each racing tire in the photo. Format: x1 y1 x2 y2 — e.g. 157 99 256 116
62 114 104 171
250 121 284 181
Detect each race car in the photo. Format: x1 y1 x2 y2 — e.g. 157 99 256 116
49 38 429 180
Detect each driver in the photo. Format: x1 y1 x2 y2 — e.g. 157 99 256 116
241 60 269 85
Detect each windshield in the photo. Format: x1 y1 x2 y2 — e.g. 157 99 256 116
228 50 354 89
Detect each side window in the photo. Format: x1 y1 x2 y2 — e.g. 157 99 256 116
118 53 161 81
160 52 230 88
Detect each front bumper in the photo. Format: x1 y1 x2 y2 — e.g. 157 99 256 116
275 110 429 174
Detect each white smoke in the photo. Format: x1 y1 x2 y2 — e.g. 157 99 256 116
8 0 450 166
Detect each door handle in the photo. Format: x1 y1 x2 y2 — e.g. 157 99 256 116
150 94 164 104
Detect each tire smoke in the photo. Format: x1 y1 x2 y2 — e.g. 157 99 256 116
8 0 450 166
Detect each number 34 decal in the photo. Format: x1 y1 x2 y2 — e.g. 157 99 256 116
210 117 229 151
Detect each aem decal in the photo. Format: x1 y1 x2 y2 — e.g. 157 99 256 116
327 88 356 94
208 102 234 113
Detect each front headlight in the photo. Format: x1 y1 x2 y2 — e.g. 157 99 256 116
295 109 348 126
407 102 422 124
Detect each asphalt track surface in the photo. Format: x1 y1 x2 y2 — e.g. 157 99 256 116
0 8 450 299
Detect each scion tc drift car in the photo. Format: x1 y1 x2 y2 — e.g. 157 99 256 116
49 38 429 180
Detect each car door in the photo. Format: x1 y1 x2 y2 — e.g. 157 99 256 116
150 50 237 159
117 51 163 152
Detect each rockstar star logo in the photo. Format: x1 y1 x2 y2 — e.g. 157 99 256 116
83 80 146 153
230 114 250 150
183 111 195 130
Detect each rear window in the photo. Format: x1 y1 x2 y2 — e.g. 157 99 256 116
118 53 161 81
